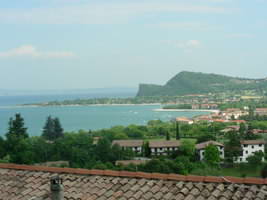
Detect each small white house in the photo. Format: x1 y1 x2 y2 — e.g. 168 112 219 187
236 140 265 163
195 141 224 161
176 117 194 125
149 140 180 156
112 140 143 154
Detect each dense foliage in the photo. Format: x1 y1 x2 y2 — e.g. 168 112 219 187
1 113 267 177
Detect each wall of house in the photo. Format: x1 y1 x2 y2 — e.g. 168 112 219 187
236 144 265 163
150 147 178 155
198 146 224 161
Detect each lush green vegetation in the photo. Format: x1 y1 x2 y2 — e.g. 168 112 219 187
1 113 267 178
137 71 267 96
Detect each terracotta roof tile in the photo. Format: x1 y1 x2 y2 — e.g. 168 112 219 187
196 141 224 150
241 140 266 145
149 140 181 148
0 163 267 200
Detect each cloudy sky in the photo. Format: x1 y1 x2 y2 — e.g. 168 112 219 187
1 0 267 90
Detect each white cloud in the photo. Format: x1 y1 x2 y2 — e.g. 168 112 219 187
0 2 228 24
0 45 75 59
166 40 201 48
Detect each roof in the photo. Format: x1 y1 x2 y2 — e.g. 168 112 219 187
176 117 193 122
196 141 224 150
112 140 143 147
149 140 181 148
255 108 267 111
0 163 267 200
241 140 266 145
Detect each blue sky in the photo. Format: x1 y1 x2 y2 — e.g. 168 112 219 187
0 0 267 90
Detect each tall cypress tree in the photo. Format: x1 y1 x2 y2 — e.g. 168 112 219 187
166 131 170 140
175 122 180 140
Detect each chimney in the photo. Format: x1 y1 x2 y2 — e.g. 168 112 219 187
50 176 64 200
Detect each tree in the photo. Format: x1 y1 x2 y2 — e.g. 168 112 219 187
6 113 28 139
5 114 30 164
42 116 64 141
179 140 195 159
204 144 220 166
197 134 216 143
42 116 54 140
143 141 151 157
166 131 170 140
239 123 246 135
0 136 6 159
261 164 267 178
175 122 180 140
54 117 64 139
224 131 242 163
247 151 264 166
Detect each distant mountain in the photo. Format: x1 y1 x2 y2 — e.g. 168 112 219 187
136 71 267 96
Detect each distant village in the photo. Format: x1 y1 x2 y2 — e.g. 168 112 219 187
112 94 267 167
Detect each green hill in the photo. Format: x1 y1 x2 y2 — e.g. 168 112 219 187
136 71 267 96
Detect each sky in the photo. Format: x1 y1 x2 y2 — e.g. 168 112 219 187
0 0 267 90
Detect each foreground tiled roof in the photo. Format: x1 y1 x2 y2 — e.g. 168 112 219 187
0 163 267 200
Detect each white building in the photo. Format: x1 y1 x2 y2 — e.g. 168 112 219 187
176 117 194 125
112 140 143 154
236 140 265 163
149 140 180 156
195 141 224 161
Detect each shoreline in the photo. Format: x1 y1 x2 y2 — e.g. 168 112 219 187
153 108 219 113
0 103 162 109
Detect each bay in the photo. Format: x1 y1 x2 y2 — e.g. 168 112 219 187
0 94 209 136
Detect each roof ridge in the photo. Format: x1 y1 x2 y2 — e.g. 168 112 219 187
0 163 266 185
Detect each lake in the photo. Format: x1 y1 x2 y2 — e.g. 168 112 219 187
0 94 209 136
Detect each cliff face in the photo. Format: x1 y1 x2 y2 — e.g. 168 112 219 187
136 71 267 97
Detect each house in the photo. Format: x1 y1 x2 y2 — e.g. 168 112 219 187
176 117 194 125
200 104 218 109
236 140 266 163
221 125 240 133
149 140 180 155
195 141 224 161
0 163 267 200
221 108 247 120
112 140 143 154
255 108 267 116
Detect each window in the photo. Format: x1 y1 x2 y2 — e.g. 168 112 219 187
244 144 248 147
252 145 254 149
246 151 248 154
259 144 262 147
240 158 242 161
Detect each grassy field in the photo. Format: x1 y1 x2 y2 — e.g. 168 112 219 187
191 164 264 178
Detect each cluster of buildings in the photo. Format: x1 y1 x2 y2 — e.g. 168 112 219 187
113 139 266 163
179 108 249 124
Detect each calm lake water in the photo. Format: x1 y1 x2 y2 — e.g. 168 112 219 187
0 94 208 136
